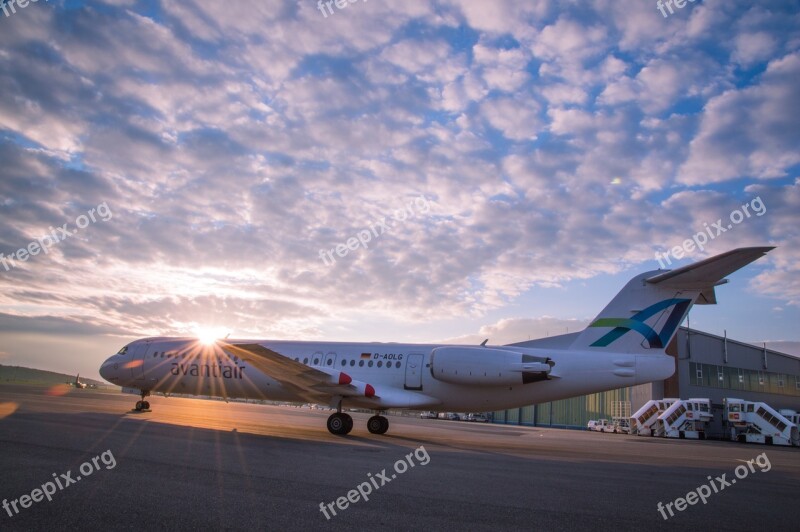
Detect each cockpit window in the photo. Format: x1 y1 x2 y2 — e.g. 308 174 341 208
116 345 129 355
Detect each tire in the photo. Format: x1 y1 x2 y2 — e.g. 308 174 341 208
367 416 383 434
327 413 348 435
367 415 389 435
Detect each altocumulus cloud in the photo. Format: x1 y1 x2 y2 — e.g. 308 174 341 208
0 0 798 375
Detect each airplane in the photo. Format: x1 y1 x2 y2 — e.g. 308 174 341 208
99 247 773 436
70 373 88 389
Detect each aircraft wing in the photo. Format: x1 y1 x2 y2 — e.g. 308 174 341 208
220 342 374 403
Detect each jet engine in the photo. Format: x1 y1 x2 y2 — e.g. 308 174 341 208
429 346 553 386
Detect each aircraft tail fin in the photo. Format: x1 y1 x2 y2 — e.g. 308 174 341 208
569 247 773 354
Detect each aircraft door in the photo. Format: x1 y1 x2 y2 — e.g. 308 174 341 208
404 353 424 390
129 342 151 380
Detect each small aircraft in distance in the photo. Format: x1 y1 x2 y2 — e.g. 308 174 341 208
69 374 88 389
99 247 773 436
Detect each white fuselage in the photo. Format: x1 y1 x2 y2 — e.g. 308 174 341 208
99 337 675 412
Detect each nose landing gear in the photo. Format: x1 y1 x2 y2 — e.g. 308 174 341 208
134 390 151 411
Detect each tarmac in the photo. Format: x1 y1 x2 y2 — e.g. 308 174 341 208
0 383 797 531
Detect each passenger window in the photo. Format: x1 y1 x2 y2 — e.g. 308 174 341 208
303 358 309 364
350 360 355 366
313 358 320 365
377 361 383 368
395 361 401 368
358 360 364 367
368 361 373 367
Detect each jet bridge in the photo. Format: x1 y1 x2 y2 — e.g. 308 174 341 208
656 398 713 439
630 398 678 436
725 398 800 447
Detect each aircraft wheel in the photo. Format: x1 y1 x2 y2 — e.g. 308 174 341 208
367 415 383 434
368 415 389 435
327 413 352 435
135 390 150 412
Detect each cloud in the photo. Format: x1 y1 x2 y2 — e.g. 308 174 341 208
678 52 800 184
441 317 590 346
481 96 542 141
733 32 778 67
0 0 796 374
532 16 608 63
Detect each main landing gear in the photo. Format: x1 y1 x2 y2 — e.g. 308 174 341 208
327 412 353 435
367 415 389 435
325 398 389 436
134 390 151 412
325 410 390 436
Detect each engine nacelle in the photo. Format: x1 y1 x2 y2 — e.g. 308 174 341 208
429 346 552 386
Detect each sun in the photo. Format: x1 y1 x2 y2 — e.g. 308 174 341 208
193 326 230 345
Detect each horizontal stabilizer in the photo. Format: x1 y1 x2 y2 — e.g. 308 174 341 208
647 247 774 289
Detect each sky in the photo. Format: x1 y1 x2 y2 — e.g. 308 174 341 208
0 0 798 380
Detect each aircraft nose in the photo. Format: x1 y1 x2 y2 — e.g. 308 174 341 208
99 356 119 383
